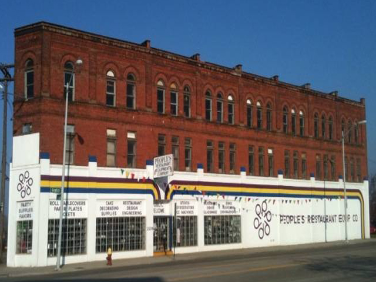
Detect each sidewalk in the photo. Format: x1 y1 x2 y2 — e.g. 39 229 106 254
0 239 374 278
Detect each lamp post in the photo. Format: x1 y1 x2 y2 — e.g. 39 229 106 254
342 119 366 242
56 59 82 270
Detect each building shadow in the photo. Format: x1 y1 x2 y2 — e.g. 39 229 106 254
27 277 165 282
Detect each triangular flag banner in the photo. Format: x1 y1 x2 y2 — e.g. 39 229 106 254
142 177 146 183
235 197 238 201
202 191 206 196
126 171 130 178
239 197 242 202
131 173 135 179
121 169 125 175
273 199 276 204
222 194 225 199
248 198 251 202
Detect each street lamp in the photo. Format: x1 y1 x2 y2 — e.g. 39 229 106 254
56 59 83 270
342 119 366 242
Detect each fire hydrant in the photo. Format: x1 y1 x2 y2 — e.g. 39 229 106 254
106 247 112 266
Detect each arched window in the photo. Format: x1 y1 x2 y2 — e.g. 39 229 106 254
328 116 333 140
341 118 345 137
64 61 75 101
266 103 272 131
283 106 288 133
216 93 223 122
126 73 136 109
314 113 319 138
246 99 252 128
347 121 352 143
170 83 178 116
25 59 34 99
157 80 165 114
321 114 326 139
299 111 305 136
291 109 296 135
106 70 116 107
183 85 190 118
354 123 359 144
257 101 262 129
205 91 212 121
228 95 234 125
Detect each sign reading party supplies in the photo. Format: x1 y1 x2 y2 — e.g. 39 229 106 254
176 200 198 216
153 154 174 178
96 200 146 217
203 201 241 216
16 201 34 220
49 200 88 219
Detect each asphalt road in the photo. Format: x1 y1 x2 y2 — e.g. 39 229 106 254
4 241 376 282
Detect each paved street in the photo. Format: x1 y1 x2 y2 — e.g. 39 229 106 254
2 240 376 282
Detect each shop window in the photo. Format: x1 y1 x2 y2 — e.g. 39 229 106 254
126 74 136 109
157 80 165 114
283 106 288 133
64 61 75 102
106 70 116 107
258 147 264 176
291 109 296 135
246 99 252 128
218 142 225 173
47 218 87 257
16 220 33 254
301 153 307 179
293 151 298 179
65 125 75 165
170 83 178 116
204 216 241 245
284 150 290 178
228 95 234 125
184 138 192 171
229 143 236 173
127 132 136 168
268 148 274 177
299 111 305 136
158 134 166 156
96 217 145 253
248 146 254 176
257 102 262 129
106 129 116 167
172 136 179 171
24 59 34 99
216 93 223 123
205 91 212 121
266 103 272 131
183 85 191 118
207 140 214 173
173 216 197 247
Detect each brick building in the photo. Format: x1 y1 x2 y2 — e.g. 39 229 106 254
13 22 367 181
7 22 370 267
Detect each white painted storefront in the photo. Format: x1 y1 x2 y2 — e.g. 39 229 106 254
7 133 370 267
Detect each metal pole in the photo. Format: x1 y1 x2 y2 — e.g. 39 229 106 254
56 82 69 270
174 202 177 259
0 80 8 262
342 130 348 242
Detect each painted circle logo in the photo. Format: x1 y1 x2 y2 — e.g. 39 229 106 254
17 171 33 198
254 200 272 239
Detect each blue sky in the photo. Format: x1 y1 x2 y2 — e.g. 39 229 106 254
1 0 375 178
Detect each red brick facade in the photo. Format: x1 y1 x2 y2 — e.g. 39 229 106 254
13 22 368 181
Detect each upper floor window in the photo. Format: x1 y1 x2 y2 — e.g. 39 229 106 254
183 85 191 118
354 123 359 144
216 93 223 123
291 109 296 135
205 91 212 121
218 141 225 173
170 83 178 116
228 95 234 125
65 125 75 165
256 101 262 129
106 129 117 167
266 103 272 131
314 113 319 138
207 140 214 173
22 123 32 135
157 80 165 114
127 132 136 168
246 99 252 128
106 70 116 107
299 111 305 136
158 134 166 156
341 118 345 137
328 116 333 140
347 121 352 143
229 143 236 173
64 62 75 102
126 73 136 109
283 106 288 133
185 138 192 171
321 114 326 139
268 148 274 177
25 59 34 99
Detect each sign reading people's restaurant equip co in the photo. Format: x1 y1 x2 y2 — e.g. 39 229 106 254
153 154 174 178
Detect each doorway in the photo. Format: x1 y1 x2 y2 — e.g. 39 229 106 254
153 216 172 255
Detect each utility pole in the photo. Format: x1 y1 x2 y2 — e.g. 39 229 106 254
0 63 14 263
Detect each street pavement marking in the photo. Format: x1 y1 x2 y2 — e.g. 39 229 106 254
168 262 306 282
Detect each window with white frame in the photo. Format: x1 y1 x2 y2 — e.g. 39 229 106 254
184 138 192 171
64 61 75 102
268 148 274 177
204 216 241 245
314 113 319 138
158 134 166 156
266 103 272 131
47 218 87 257
291 109 296 135
106 70 116 107
257 101 262 129
25 59 34 99
126 74 136 109
228 95 234 124
127 132 136 168
205 91 212 121
229 143 236 173
246 99 252 128
157 80 165 114
172 136 179 171
16 220 33 254
107 129 116 167
96 217 145 253
65 125 75 165
299 111 305 136
284 150 290 178
173 216 197 247
170 83 178 116
183 86 191 118
283 106 288 133
248 145 254 175
258 147 264 176
207 140 214 173
218 142 225 173
321 114 326 139
216 93 223 123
